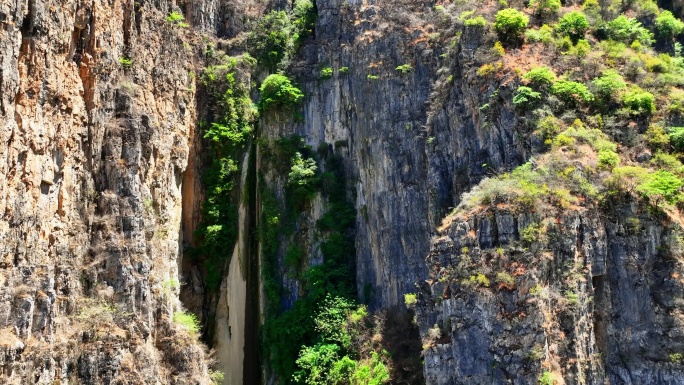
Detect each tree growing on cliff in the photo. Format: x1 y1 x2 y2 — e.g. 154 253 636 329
246 11 292 71
259 74 304 112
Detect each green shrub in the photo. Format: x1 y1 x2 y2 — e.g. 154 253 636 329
494 8 529 45
637 170 683 205
655 10 684 40
521 223 542 244
292 0 317 47
602 15 654 46
246 11 292 70
173 311 201 336
166 11 185 23
669 126 684 151
288 152 318 198
259 74 304 112
646 124 670 151
539 371 555 385
598 149 620 169
622 87 655 114
469 273 491 287
404 293 417 307
395 64 413 74
525 24 554 43
320 67 333 79
671 353 684 363
523 66 556 88
464 15 488 27
568 39 591 58
339 66 349 74
531 0 561 20
493 41 505 56
495 272 515 286
591 70 626 102
513 86 542 108
118 57 132 67
557 11 589 43
536 115 562 144
550 80 594 105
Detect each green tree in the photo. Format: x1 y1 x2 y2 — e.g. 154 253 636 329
638 170 683 205
523 66 556 89
622 87 655 115
550 80 594 105
246 11 292 71
513 86 542 108
669 126 684 151
603 15 654 46
293 0 317 47
259 74 304 112
288 152 318 200
494 8 529 46
531 0 561 20
591 70 626 108
557 11 589 43
655 10 684 40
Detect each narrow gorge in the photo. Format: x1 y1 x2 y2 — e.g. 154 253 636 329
1 0 684 384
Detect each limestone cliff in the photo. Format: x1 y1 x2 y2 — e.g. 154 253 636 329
0 0 212 382
2 0 684 384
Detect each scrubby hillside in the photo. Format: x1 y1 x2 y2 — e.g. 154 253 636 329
412 0 684 383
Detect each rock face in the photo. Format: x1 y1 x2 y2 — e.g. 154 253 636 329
274 0 526 309
415 204 684 384
0 0 212 383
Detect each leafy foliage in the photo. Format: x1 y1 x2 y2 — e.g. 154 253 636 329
591 70 626 102
602 15 654 46
494 8 528 45
288 152 319 204
655 11 684 40
246 11 292 71
513 86 542 108
622 87 655 114
293 0 317 47
637 170 683 205
531 0 561 20
196 56 256 291
166 11 185 23
259 74 304 112
550 80 594 105
173 311 201 337
669 126 684 151
523 67 556 88
557 11 590 43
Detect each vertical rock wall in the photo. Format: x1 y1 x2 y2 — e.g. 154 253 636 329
274 0 526 308
0 0 217 382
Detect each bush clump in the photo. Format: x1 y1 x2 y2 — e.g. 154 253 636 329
513 86 542 108
601 15 654 46
655 10 684 40
246 11 292 71
523 66 556 88
557 11 590 43
550 80 594 105
173 311 201 337
622 87 655 114
259 74 304 112
494 8 529 45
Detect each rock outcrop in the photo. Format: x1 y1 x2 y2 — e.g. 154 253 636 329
0 0 213 382
416 203 684 384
